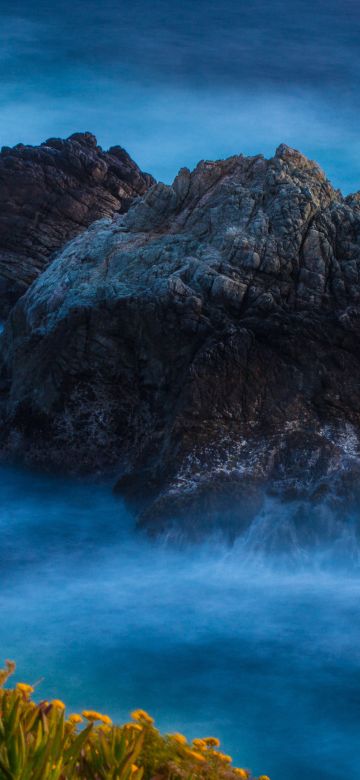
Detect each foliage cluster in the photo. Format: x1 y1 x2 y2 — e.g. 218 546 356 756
0 662 269 780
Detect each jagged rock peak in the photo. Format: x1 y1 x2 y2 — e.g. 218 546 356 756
66 131 99 147
0 132 155 316
126 144 339 236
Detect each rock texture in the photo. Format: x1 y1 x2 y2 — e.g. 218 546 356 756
0 132 154 316
1 144 360 536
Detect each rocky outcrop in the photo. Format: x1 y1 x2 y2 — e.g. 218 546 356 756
1 144 360 536
0 132 154 316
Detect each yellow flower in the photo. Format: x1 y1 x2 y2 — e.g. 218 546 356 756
169 732 187 745
131 709 154 725
131 765 139 773
99 724 112 735
68 714 83 724
192 739 206 750
51 699 66 710
185 749 207 763
203 737 220 747
82 710 112 724
82 710 104 722
234 770 249 778
98 714 112 725
213 751 232 763
16 683 34 696
259 776 271 780
123 722 143 732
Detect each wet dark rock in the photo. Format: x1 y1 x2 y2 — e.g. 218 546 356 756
1 144 360 535
0 132 154 316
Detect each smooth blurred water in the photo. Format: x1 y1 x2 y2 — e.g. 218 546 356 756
0 465 359 780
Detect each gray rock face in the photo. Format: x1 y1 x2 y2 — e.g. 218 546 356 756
1 144 360 536
0 132 154 316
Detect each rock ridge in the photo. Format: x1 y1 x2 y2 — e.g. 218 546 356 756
0 132 154 316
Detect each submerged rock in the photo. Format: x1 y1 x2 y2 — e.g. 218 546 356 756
1 144 360 535
0 132 154 316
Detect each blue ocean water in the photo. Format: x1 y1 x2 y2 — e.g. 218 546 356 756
0 464 359 780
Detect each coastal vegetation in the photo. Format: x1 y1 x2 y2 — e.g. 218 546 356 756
0 662 269 780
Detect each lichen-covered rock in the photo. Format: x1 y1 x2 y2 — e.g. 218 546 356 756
0 132 154 316
1 144 360 535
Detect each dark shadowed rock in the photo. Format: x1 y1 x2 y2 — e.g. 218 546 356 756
1 144 360 536
0 132 154 316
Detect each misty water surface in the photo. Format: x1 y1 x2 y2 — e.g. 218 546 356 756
0 465 359 780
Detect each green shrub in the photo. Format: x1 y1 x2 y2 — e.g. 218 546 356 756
0 661 269 780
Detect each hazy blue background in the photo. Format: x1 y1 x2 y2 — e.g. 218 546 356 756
1 465 360 780
2 7 360 778
1 0 360 191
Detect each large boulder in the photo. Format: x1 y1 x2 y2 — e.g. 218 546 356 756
1 144 360 535
0 132 154 316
